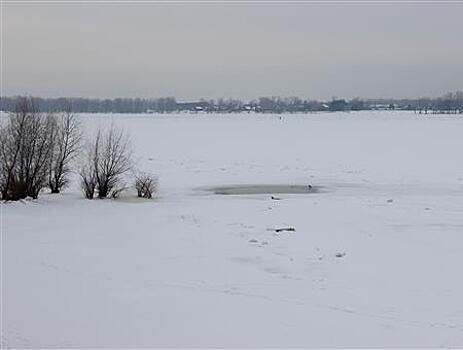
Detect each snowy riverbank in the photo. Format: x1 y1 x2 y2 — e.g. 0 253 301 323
4 111 463 347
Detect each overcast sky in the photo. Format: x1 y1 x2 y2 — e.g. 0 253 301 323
4 1 463 100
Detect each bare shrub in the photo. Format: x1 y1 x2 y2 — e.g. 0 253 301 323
79 151 97 199
48 111 82 193
0 98 55 200
135 173 158 199
80 125 133 199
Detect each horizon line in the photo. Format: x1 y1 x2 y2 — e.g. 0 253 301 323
2 92 462 101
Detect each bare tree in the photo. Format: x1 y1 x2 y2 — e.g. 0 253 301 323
135 172 158 199
80 125 133 199
0 115 21 200
0 98 54 200
48 111 82 193
79 153 97 199
95 125 133 198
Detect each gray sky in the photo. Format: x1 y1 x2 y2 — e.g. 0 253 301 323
4 1 463 100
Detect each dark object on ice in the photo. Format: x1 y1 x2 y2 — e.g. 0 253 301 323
335 252 346 258
387 199 394 203
274 227 296 233
271 195 282 200
249 239 259 243
308 184 312 189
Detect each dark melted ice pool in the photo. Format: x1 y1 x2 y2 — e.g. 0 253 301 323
205 184 322 195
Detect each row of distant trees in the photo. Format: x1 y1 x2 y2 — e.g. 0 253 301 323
1 92 463 114
0 97 156 201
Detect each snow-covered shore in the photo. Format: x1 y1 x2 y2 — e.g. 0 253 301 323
4 111 463 347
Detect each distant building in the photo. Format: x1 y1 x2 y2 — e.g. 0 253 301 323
369 104 394 110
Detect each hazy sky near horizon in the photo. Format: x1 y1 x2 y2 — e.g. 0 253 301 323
4 1 463 100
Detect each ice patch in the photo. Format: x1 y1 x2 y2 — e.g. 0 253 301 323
203 184 322 195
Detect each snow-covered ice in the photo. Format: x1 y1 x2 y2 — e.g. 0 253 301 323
3 111 463 347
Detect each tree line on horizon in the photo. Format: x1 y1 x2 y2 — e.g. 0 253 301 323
0 92 462 114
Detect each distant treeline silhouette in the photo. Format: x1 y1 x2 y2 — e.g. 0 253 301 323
1 92 462 114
